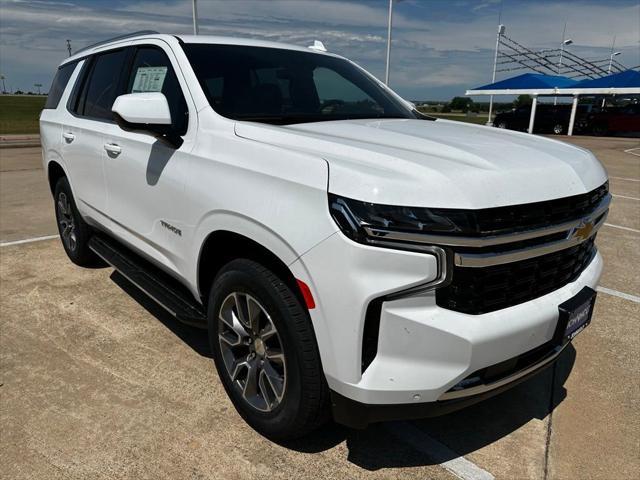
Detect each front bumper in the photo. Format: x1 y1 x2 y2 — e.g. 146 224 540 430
330 340 567 428
290 231 603 425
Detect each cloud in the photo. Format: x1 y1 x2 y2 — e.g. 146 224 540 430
0 0 637 99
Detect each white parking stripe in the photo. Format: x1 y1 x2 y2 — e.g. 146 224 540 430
609 176 640 183
604 223 640 233
624 147 640 157
612 194 640 201
597 286 640 304
0 234 59 247
386 422 495 480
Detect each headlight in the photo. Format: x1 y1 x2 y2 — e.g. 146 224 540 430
329 193 454 294
329 193 470 246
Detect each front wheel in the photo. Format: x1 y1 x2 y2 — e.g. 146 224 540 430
208 259 328 440
553 123 564 135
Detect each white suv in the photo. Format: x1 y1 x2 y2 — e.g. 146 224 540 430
40 32 609 439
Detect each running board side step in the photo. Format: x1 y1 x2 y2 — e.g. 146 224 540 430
89 235 207 328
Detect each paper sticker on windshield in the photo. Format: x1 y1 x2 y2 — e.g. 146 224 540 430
131 66 167 93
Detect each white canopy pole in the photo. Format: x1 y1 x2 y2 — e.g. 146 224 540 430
568 94 579 136
527 95 538 134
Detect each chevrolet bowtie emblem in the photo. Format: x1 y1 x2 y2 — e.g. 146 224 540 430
573 220 594 241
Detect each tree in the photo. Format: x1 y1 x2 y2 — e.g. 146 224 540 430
441 103 452 113
450 96 473 111
513 94 532 108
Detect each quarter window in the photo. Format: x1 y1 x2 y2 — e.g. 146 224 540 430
44 61 77 110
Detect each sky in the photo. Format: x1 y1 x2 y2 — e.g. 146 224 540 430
0 0 638 100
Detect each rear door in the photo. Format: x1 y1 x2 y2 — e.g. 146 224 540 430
101 42 195 275
62 48 130 225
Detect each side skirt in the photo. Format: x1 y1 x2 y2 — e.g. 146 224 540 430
89 234 207 328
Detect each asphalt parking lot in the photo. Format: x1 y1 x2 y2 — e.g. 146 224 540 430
1 136 638 480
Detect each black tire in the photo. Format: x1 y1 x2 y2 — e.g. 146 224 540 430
553 123 564 135
53 176 99 266
208 259 329 440
592 123 608 136
496 121 508 129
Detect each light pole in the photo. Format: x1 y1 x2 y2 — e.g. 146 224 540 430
487 23 505 126
192 0 199 35
558 39 573 74
34 83 42 95
0 75 6 94
608 51 621 74
384 0 394 85
555 28 572 105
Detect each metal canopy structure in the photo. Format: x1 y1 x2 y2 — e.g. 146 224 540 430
466 70 640 136
496 32 627 79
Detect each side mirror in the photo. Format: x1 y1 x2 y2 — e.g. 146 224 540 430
112 92 182 147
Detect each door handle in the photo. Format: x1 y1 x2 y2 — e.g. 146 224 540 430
104 143 122 156
62 132 75 143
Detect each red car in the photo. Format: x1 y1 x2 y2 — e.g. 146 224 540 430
585 104 640 135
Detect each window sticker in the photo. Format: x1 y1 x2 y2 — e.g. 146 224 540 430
131 66 168 93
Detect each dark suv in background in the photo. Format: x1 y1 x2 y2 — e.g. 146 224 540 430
494 104 591 135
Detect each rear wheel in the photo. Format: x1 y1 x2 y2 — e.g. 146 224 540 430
54 177 99 266
208 259 328 440
592 123 608 136
496 121 508 129
553 123 564 135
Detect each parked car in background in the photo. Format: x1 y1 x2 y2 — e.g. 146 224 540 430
580 104 640 135
494 104 591 135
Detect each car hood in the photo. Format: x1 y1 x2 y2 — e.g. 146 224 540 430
234 118 607 209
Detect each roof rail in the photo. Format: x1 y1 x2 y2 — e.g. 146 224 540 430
73 30 160 55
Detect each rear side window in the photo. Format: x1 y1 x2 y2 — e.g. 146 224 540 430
73 49 128 120
44 62 77 109
125 46 188 135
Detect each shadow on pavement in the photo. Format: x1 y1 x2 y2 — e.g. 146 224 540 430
110 271 212 358
283 348 575 471
110 270 576 470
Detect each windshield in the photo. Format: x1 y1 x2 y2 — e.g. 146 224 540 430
183 44 420 125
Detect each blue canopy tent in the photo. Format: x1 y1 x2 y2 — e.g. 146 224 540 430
470 73 578 94
466 70 640 135
571 70 640 92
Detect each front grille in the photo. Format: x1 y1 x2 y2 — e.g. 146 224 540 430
437 237 596 314
463 182 609 236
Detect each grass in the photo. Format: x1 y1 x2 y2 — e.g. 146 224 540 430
0 95 46 135
0 95 490 134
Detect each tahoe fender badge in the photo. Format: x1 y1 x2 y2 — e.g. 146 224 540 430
161 220 182 237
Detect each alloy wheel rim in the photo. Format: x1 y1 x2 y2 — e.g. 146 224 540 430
218 292 287 412
554 124 563 134
57 192 77 252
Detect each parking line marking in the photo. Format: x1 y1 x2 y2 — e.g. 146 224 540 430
624 147 640 157
0 234 59 247
597 286 640 304
609 176 640 183
612 194 640 201
386 422 495 480
604 223 640 233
